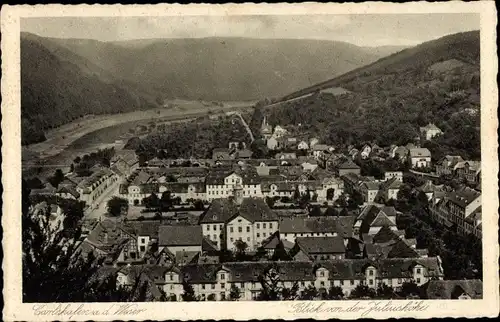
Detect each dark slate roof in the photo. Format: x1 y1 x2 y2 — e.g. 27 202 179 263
178 257 443 283
296 236 346 254
56 186 80 199
279 216 355 238
128 221 161 238
200 198 277 224
447 187 481 208
338 159 361 170
372 226 401 244
158 225 203 246
424 280 483 299
357 205 397 236
386 239 420 258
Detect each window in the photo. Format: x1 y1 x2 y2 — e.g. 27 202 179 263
416 268 421 274
369 280 373 285
320 281 325 286
140 246 146 252
369 270 374 276
240 283 244 288
230 227 233 233
257 223 260 229
141 238 146 243
263 223 267 229
230 238 234 242
207 226 210 231
238 219 242 223
397 278 402 284
220 293 226 300
213 225 217 230
257 233 260 238
169 274 173 281
238 227 242 233
202 284 205 290
213 234 217 240
301 281 305 287
319 271 324 277
263 233 267 237
284 233 287 237
220 225 223 230
269 223 273 229
212 284 215 289
246 226 250 232
221 273 225 279
221 283 225 288
416 278 421 284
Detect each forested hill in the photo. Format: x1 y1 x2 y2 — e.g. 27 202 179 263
21 32 402 145
20 33 157 145
46 36 396 101
262 31 481 160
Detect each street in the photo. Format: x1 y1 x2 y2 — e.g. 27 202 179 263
83 179 122 221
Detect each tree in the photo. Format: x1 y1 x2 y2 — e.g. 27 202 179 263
160 191 173 211
327 286 344 300
399 280 421 298
144 193 160 210
299 285 319 300
293 186 301 201
193 200 205 211
74 156 81 164
335 193 348 208
22 181 144 302
229 284 242 301
348 190 364 209
48 169 65 188
376 283 396 299
309 205 322 217
234 239 249 260
265 196 275 208
181 280 198 301
106 197 129 217
257 266 281 301
272 240 291 261
350 284 376 299
281 282 300 300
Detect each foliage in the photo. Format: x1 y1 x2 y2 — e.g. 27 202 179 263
271 240 292 261
106 196 129 217
376 283 396 299
327 286 344 300
229 284 242 301
299 285 319 300
47 169 65 188
350 284 376 299
399 280 421 298
265 196 275 208
181 280 198 301
22 181 145 302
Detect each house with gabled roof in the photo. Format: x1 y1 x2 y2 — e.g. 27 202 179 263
292 236 346 261
336 159 361 176
420 123 443 141
436 155 465 176
199 197 278 251
422 279 482 299
158 225 203 255
377 177 403 202
354 205 398 238
408 148 432 168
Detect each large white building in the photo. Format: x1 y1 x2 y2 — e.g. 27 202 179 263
199 195 278 251
205 168 263 202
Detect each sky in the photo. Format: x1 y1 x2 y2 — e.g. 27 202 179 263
21 14 480 47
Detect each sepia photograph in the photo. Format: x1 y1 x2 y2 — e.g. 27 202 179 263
2 2 498 321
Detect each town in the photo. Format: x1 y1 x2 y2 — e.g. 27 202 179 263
24 116 483 301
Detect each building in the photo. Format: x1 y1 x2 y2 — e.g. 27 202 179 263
420 123 443 141
336 159 361 176
309 138 319 149
199 197 278 251
278 216 355 244
435 155 465 176
360 144 372 159
205 167 262 202
429 187 482 238
311 144 330 159
354 205 398 238
377 177 403 202
292 236 346 261
454 161 481 184
126 257 443 301
212 148 232 161
158 225 203 255
76 168 118 206
275 152 297 160
272 125 288 138
297 140 309 150
266 137 279 150
261 116 273 140
408 148 432 168
416 180 444 200
422 280 482 299
384 171 403 182
360 182 380 203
